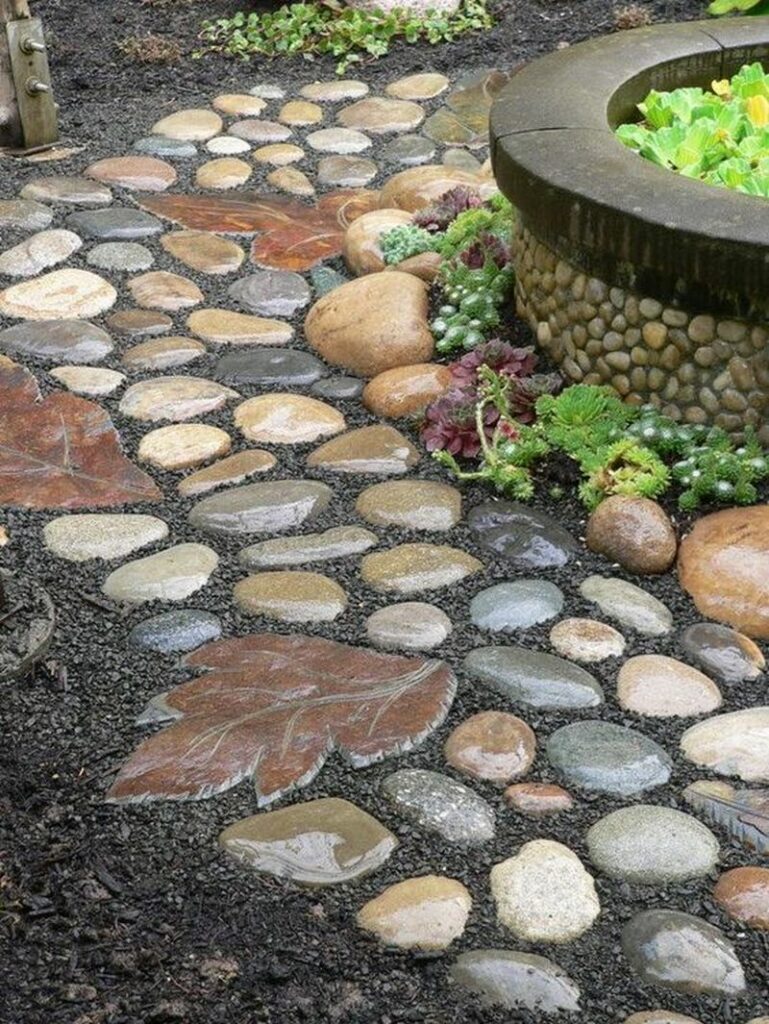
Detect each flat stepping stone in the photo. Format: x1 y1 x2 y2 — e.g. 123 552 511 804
504 782 574 817
311 375 363 399
306 128 371 154
267 166 315 196
468 500 579 568
301 80 368 101
178 449 276 498
250 83 285 99
20 176 112 206
122 336 206 371
680 621 765 683
579 575 673 635
318 156 377 187
357 876 471 952
465 646 603 710
138 423 231 471
617 654 722 717
188 480 332 535
152 108 223 141
129 609 222 654
386 73 449 100
361 543 482 594
491 839 600 943
451 950 580 1013
338 98 424 134
683 779 769 855
0 269 116 321
363 363 451 418
107 310 172 337
622 910 745 996
0 229 82 278
195 157 252 190
67 207 163 240
279 100 322 125
470 580 564 631
86 156 177 191
228 119 292 143
0 198 53 229
234 570 347 622
445 711 535 784
366 602 451 651
443 149 482 172
307 424 419 475
102 543 218 604
161 231 244 274
381 135 436 166
680 707 769 782
234 394 345 445
228 271 311 316
207 136 251 155
714 866 769 929
219 797 396 885
128 271 203 311
239 526 376 569
586 805 719 884
213 93 267 116
119 377 238 422
549 618 626 663
43 513 167 561
382 768 494 844
134 136 198 158
215 348 323 387
547 721 672 796
50 365 125 396
0 319 113 363
187 308 292 345
87 241 154 271
252 143 304 166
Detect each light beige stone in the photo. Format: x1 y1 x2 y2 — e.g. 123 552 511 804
138 423 232 470
234 571 347 622
118 376 239 422
680 707 769 782
195 157 252 189
617 655 722 717
342 208 412 275
234 394 346 444
50 365 126 396
363 363 452 417
152 108 223 141
128 271 204 311
0 229 82 278
178 449 277 497
307 425 419 475
549 618 626 662
161 231 245 275
103 543 219 603
338 97 425 134
355 480 461 530
279 100 323 125
43 514 168 562
252 144 305 166
267 166 315 196
385 73 449 100
0 269 116 320
188 308 293 345
122 336 206 371
379 165 496 211
212 94 267 116
357 876 471 951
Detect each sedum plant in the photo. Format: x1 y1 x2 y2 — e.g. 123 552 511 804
709 0 769 14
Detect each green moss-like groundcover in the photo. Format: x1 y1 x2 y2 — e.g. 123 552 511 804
616 62 769 196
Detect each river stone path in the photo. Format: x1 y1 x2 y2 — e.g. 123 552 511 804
2 66 769 1023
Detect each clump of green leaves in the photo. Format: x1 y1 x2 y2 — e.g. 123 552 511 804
616 62 769 197
199 0 493 74
709 0 769 15
379 225 441 265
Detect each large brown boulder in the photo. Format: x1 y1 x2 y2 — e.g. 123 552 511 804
304 272 433 378
342 208 412 276
378 165 496 212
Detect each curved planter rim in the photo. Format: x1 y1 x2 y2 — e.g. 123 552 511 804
491 17 769 317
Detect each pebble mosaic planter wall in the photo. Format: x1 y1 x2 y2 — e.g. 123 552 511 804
491 19 769 438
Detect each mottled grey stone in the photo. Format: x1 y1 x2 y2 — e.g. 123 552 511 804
0 198 53 231
250 83 285 99
134 136 198 158
310 265 348 297
239 526 377 568
188 480 332 535
214 348 325 387
382 768 495 844
680 622 765 684
317 155 377 186
580 575 673 635
451 950 580 1013
547 721 672 796
87 242 154 272
227 270 311 317
464 646 603 710
311 375 364 399
129 609 222 653
67 208 163 240
381 134 436 166
468 501 579 568
470 580 564 631
0 319 113 363
622 910 745 996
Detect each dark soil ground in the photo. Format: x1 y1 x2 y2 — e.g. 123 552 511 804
4 2 769 1023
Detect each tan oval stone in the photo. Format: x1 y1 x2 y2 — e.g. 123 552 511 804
267 166 315 197
357 876 471 951
549 618 626 663
152 108 223 141
138 423 232 471
195 157 252 189
118 376 239 422
178 449 277 497
342 208 412 275
161 231 245 275
234 394 346 444
379 165 496 211
385 73 449 100
187 308 293 345
445 711 536 784
586 496 677 575
279 100 322 125
212 94 267 116
680 707 769 782
252 143 305 166
308 425 419 475
678 506 769 637
86 155 177 191
504 782 574 817
122 336 206 371
50 365 125 396
623 1013 704 1024
44 513 168 562
338 97 424 134
365 602 452 651
355 479 461 530
305 272 432 378
713 866 769 929
0 269 116 320
618 655 722 718
363 363 452 418
234 571 347 622
103 543 219 603
108 309 171 337
390 250 442 282
0 228 82 278
361 543 482 594
301 80 369 102
128 271 203 312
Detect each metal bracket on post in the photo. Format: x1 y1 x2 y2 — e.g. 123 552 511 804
5 15 57 150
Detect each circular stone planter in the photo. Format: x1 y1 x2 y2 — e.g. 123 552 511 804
491 18 769 436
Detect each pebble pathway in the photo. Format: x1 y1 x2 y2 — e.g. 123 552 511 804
2 66 769 1022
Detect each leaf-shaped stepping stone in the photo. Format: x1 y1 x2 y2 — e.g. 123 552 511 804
107 633 456 806
140 189 379 271
683 779 769 855
0 357 160 509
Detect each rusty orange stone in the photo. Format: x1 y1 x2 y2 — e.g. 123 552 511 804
363 363 452 418
444 710 535 784
713 867 769 929
503 782 574 817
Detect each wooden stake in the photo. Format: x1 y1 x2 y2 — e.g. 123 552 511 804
0 0 29 146
1 0 57 150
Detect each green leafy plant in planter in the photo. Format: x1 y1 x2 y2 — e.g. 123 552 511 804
709 0 769 15
199 0 493 73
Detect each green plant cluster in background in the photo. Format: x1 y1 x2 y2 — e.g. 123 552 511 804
199 0 493 73
616 63 769 196
709 0 769 16
435 381 769 510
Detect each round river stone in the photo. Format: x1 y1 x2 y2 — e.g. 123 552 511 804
234 571 347 623
547 721 672 796
444 711 536 784
382 768 495 844
467 500 578 569
129 609 222 653
585 495 677 574
470 580 564 632
356 876 471 952
713 866 769 929
679 622 765 684
549 618 626 663
365 602 452 651
464 647 604 710
188 480 332 535
617 655 722 717
451 950 581 1014
680 707 769 782
361 544 482 595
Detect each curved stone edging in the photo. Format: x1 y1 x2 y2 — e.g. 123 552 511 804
491 18 769 318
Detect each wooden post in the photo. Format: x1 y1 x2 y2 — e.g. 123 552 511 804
0 0 58 151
